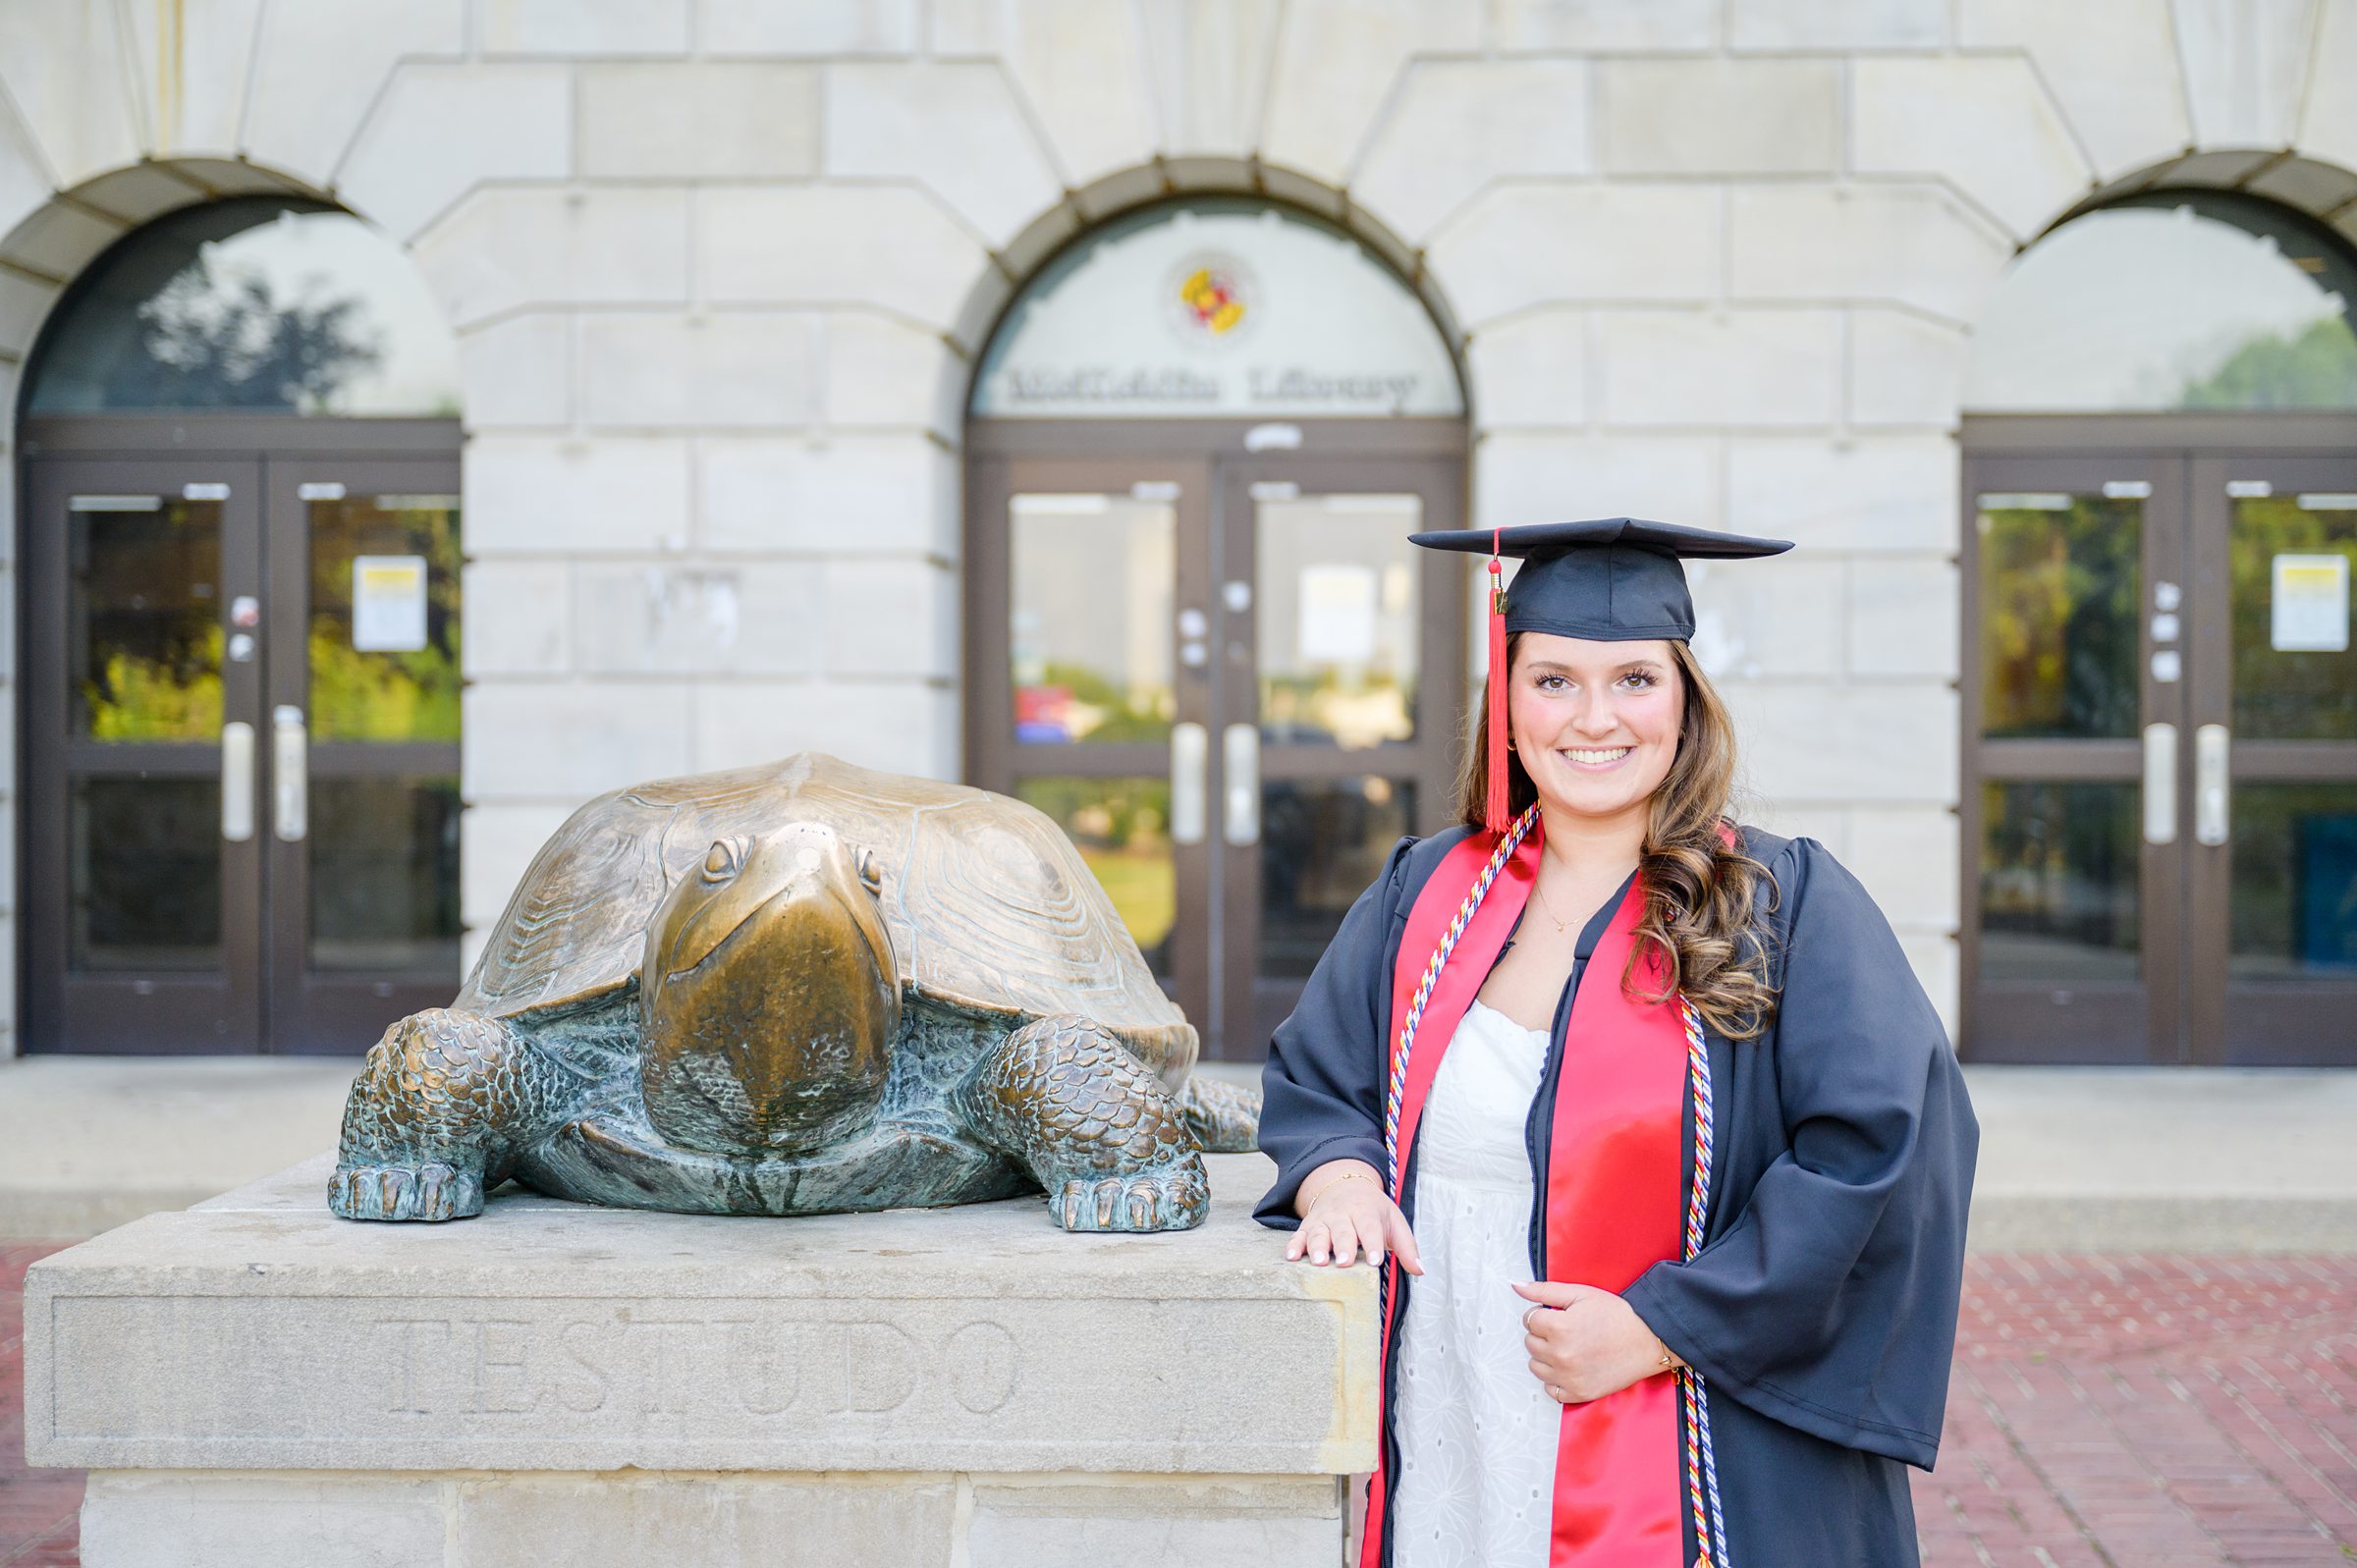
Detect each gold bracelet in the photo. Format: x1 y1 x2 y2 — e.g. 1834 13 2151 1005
1304 1168 1378 1212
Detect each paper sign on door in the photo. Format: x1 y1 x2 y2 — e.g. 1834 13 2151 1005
2271 553 2350 652
353 555 429 652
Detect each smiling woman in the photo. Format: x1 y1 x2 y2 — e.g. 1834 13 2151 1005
1255 518 1980 1568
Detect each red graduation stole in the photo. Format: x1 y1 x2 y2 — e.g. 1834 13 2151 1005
1363 818 1695 1567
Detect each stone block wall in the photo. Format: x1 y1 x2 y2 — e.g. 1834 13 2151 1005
4 0 2357 1043
77 1470 1346 1568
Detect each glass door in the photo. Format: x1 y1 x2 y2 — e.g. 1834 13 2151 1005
968 435 1468 1058
264 460 464 1054
967 456 1215 1031
2187 457 2357 1064
25 460 267 1052
1962 454 2187 1062
1219 459 1463 1051
23 449 463 1054
1966 444 2357 1065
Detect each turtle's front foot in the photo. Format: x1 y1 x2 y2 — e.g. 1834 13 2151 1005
329 1007 569 1223
1053 1162 1208 1232
328 1161 485 1221
954 1013 1210 1232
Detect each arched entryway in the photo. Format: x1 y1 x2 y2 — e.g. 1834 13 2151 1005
963 196 1470 1058
1962 171 2357 1065
19 195 464 1054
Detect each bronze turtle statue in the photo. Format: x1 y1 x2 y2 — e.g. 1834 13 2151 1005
329 753 1257 1231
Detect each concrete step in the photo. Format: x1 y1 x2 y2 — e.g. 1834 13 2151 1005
1960 1064 2357 1252
4 1056 2351 1251
0 1056 356 1238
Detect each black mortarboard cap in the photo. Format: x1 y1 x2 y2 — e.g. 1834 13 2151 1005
1409 517 1793 833
1407 517 1794 642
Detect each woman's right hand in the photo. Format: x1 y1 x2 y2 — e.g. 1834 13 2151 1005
1285 1159 1424 1273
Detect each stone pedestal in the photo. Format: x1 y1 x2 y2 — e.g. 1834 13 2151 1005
25 1153 1375 1568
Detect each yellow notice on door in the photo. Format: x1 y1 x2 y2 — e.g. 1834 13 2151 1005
353 555 429 652
2272 553 2350 653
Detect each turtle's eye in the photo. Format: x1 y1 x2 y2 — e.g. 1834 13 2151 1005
701 839 741 883
856 847 883 895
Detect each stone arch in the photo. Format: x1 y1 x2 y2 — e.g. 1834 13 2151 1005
2056 151 2357 247
945 157 1474 425
9 158 471 1055
0 159 341 411
10 165 473 425
1959 148 2357 415
1949 142 2357 1061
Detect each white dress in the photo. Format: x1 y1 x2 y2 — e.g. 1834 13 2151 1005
1392 1000 1561 1568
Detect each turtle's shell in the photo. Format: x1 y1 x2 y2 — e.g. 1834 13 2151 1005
457 753 1197 1081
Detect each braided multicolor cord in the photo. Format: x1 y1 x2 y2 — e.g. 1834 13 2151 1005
1381 803 1542 1189
1676 997 1732 1566
1380 816 1733 1566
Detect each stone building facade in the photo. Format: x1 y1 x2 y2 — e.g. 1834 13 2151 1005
8 0 2356 1063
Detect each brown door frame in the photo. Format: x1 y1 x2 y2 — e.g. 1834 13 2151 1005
963 447 1219 1030
1215 452 1465 1052
263 454 465 1055
2187 450 2357 1065
1959 412 2357 1067
18 415 462 1054
1957 447 2182 1064
23 453 268 1053
964 418 1469 1057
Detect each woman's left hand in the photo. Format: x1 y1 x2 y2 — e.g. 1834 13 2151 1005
1512 1279 1682 1404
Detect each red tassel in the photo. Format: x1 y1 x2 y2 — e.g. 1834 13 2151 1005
1483 536 1510 836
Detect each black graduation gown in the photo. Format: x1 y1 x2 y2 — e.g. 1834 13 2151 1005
1256 823 1980 1568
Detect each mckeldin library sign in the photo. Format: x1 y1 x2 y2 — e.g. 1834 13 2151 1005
972 200 1463 422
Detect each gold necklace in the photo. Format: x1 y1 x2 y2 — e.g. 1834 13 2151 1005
1531 877 1571 933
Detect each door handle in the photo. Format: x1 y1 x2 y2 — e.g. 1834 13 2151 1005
1223 723 1260 846
2141 723 2176 844
221 722 255 841
273 705 308 842
1171 722 1208 845
2194 724 2229 847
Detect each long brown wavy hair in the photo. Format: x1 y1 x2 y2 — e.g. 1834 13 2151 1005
1454 635 1781 1039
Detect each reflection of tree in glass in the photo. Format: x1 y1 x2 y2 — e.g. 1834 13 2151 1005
1037 660 1172 741
1979 500 2139 739
1977 782 2138 986
83 625 225 739
81 501 225 740
2180 316 2357 410
308 502 462 742
2229 497 2357 740
1260 672 1411 748
309 633 460 741
116 256 383 412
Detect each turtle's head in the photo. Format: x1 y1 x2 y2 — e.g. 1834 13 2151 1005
638 820 900 1156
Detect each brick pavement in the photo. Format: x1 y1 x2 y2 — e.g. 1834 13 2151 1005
2 1244 76 1568
1925 1256 2357 1566
2 1248 2352 1566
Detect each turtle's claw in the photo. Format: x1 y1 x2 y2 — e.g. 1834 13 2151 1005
1050 1159 1207 1233
329 1161 485 1222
